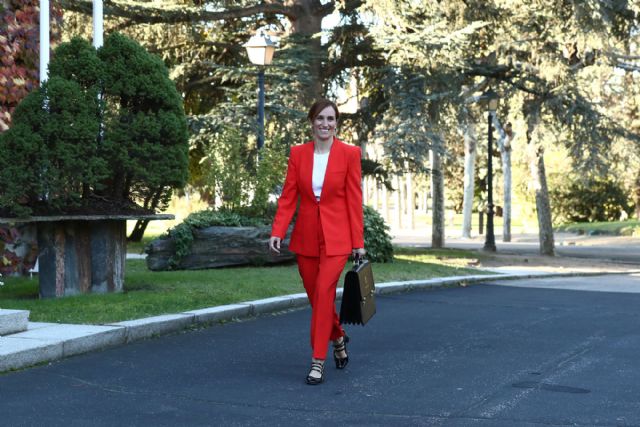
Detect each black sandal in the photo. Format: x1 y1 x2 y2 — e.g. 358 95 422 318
306 361 325 385
333 335 350 369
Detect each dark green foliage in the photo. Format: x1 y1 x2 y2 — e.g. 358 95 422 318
0 34 188 216
99 33 189 206
47 37 103 89
551 176 634 224
363 205 394 263
0 123 44 217
0 72 104 215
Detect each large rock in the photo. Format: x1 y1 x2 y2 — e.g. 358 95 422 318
145 226 295 270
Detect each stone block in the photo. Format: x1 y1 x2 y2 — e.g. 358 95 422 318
0 309 30 336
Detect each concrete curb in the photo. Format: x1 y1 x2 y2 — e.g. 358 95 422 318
1 269 638 374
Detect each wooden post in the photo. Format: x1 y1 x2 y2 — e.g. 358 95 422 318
37 220 125 298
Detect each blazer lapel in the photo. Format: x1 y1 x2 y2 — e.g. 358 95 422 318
300 142 315 200
318 138 343 199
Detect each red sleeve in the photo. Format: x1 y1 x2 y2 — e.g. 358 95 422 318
271 147 299 239
346 146 364 248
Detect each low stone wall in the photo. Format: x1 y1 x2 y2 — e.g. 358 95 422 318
145 225 295 270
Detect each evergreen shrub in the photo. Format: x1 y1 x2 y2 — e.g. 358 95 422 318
0 34 188 216
363 205 394 263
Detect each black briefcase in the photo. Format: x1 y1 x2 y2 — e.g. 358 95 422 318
339 255 376 325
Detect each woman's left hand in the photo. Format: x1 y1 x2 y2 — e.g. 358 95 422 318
352 248 366 258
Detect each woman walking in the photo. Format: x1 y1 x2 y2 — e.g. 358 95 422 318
269 99 366 385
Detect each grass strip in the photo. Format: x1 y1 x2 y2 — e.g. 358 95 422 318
0 247 489 325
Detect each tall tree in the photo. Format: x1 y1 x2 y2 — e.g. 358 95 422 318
364 0 640 255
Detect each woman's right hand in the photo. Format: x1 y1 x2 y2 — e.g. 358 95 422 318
269 236 281 254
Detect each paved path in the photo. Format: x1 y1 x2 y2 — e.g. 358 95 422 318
3 274 640 426
393 229 640 264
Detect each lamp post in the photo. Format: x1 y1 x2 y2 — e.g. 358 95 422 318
243 31 276 150
480 87 499 252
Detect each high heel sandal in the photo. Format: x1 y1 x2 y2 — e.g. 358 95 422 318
333 335 350 369
306 361 325 385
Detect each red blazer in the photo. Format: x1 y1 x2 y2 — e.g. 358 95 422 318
271 138 364 257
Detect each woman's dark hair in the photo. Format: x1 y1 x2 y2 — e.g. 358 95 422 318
307 99 340 122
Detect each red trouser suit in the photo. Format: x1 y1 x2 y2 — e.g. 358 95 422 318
297 214 349 358
271 138 364 360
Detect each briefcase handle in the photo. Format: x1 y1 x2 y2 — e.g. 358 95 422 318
353 253 367 266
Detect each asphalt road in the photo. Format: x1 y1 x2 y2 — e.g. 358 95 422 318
3 274 640 426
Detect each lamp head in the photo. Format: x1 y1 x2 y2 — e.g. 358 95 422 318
480 87 500 112
243 31 277 66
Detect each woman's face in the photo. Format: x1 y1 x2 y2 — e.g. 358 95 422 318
311 106 337 142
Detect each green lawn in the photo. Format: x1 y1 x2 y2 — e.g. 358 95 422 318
0 247 487 325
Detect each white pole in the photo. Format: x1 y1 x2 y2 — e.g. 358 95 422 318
93 0 104 48
39 0 50 84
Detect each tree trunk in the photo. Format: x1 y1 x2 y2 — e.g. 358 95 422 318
128 219 149 242
382 184 389 223
372 178 378 210
362 176 370 205
394 174 402 229
405 169 414 229
634 173 640 220
526 108 554 256
492 116 513 242
461 117 477 238
284 0 324 103
128 186 165 242
431 147 445 248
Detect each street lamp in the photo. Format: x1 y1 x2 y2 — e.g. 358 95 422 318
479 87 499 252
243 31 276 150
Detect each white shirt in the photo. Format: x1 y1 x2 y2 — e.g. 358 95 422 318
312 152 330 200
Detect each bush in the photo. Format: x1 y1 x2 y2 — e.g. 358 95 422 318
363 205 394 263
551 176 634 223
0 34 188 216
